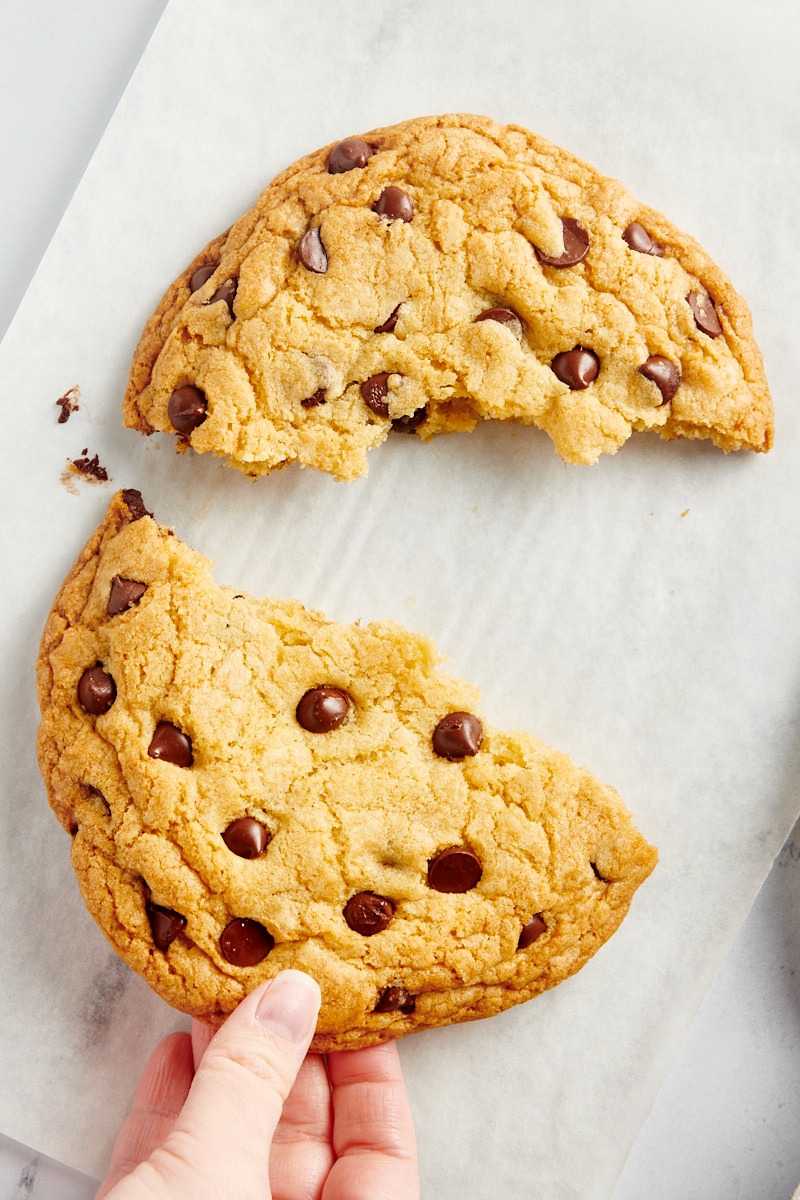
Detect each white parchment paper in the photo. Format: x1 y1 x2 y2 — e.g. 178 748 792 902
1 1 799 1195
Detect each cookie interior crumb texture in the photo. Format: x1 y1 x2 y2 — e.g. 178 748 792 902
36 491 657 1050
123 113 773 481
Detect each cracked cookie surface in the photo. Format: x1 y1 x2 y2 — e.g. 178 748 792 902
124 113 772 480
37 491 656 1049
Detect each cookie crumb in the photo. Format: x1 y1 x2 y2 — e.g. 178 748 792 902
56 385 80 423
680 508 690 518
62 449 111 490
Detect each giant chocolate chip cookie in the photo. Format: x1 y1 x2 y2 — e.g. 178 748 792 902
37 490 656 1049
124 113 772 479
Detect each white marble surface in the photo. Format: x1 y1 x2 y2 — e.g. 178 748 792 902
2 2 800 1198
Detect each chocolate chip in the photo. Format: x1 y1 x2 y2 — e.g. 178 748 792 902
298 227 328 274
360 373 391 417
146 902 186 951
687 290 722 337
517 914 547 949
535 217 590 267
392 406 427 434
638 355 681 404
344 892 396 936
301 388 327 409
148 722 193 768
375 986 415 1013
167 385 207 435
208 277 237 315
551 346 600 390
77 664 117 715
622 222 664 256
83 784 110 817
220 918 274 966
189 262 218 292
432 711 483 760
222 817 271 859
296 686 352 732
427 846 483 893
375 305 401 333
121 489 151 521
474 307 524 340
373 186 414 222
328 138 374 173
107 576 147 617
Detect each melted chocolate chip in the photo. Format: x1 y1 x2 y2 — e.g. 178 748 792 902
301 388 327 409
220 918 274 966
298 227 328 273
687 291 722 337
296 686 352 732
535 217 590 267
551 347 600 390
83 784 111 816
432 711 483 760
77 664 116 715
107 575 147 617
147 902 186 951
375 305 401 333
328 138 374 173
147 722 193 768
392 406 427 434
375 986 415 1014
639 355 681 404
361 372 391 417
344 892 396 936
168 385 207 435
622 222 664 256
373 186 414 222
121 489 151 521
474 307 524 340
189 262 218 292
427 846 483 893
208 277 237 315
517 914 547 949
222 817 270 859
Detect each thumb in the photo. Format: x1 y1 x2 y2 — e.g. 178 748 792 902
149 970 320 1198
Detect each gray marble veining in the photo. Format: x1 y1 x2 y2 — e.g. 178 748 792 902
0 1135 96 1200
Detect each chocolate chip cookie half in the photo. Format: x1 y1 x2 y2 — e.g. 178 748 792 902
124 113 772 480
37 490 657 1049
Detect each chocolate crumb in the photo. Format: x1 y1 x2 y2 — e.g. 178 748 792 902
70 450 109 482
56 385 80 423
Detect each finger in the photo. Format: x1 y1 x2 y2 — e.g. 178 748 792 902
139 970 321 1198
323 1041 419 1200
270 1054 334 1200
94 1031 194 1199
190 1018 215 1071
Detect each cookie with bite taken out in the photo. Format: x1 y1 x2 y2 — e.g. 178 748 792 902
124 113 772 480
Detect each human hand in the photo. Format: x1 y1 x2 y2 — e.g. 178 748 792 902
95 969 419 1200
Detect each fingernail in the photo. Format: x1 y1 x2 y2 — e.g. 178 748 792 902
255 971 320 1043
